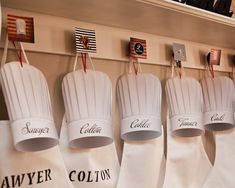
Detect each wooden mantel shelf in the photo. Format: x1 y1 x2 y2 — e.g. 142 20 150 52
2 0 235 49
1 1 235 73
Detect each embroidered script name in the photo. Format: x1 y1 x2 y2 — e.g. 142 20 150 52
80 123 102 134
1 169 52 188
178 118 198 127
69 169 111 182
21 122 49 135
211 113 225 121
130 119 151 128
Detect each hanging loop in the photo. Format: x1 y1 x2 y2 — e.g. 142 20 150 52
171 59 183 78
81 53 87 73
1 32 29 68
129 57 142 75
12 41 23 67
73 52 95 72
176 60 182 78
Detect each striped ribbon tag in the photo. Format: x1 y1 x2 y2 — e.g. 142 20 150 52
75 27 97 53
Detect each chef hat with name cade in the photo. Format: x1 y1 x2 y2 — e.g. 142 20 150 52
0 62 59 152
165 77 204 137
62 69 113 148
201 76 235 131
117 73 162 141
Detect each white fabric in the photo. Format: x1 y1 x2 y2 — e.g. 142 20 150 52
62 69 113 148
203 111 234 126
170 114 202 135
201 76 235 131
59 116 120 188
0 62 58 152
121 115 161 138
165 77 204 137
117 73 162 141
162 116 212 188
0 120 73 188
116 133 165 188
202 128 235 188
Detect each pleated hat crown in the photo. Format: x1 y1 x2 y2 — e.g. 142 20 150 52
117 73 162 141
201 76 235 131
62 69 113 148
0 62 58 151
165 77 204 137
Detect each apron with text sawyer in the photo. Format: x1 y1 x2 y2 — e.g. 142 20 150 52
59 116 120 188
0 120 73 188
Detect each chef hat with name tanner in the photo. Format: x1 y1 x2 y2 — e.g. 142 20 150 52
62 69 113 148
117 73 162 141
165 77 204 137
201 76 235 131
0 62 59 152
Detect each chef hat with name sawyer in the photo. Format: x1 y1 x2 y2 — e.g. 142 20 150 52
165 76 204 137
117 73 162 141
62 67 113 148
201 76 235 131
0 62 59 152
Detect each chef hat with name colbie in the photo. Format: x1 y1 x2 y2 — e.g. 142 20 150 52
117 73 162 141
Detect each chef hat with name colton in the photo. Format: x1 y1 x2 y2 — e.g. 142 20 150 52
165 77 204 137
117 73 162 141
62 69 113 148
201 76 235 131
0 62 59 152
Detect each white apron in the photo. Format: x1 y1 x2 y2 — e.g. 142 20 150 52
59 116 120 188
0 120 73 188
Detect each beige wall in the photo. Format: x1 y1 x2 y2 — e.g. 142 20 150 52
0 50 229 161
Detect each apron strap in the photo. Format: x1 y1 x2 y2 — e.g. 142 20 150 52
128 57 142 75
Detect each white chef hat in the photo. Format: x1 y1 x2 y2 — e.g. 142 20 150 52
0 62 58 151
62 69 113 148
201 76 235 131
165 77 204 137
117 73 162 141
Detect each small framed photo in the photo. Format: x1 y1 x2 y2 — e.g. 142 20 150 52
129 37 147 59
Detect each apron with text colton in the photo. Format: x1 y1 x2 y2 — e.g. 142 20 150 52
59 117 120 188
